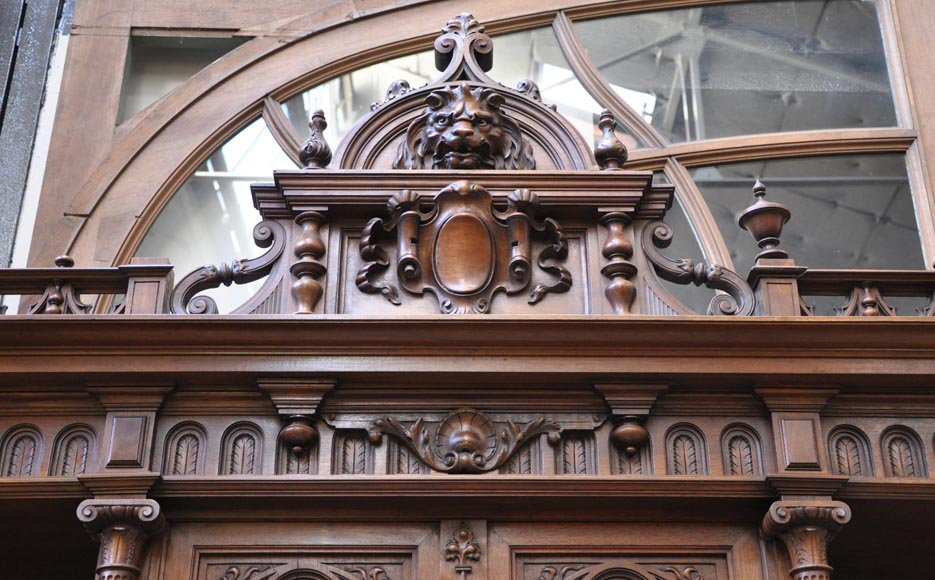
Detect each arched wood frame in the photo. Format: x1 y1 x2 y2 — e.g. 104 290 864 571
664 423 708 476
720 423 763 477
219 422 264 476
880 425 927 478
828 425 874 477
33 0 935 290
0 424 43 478
162 421 208 476
49 424 96 477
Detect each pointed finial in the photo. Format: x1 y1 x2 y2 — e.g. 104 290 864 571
753 179 767 198
299 109 332 170
594 109 628 170
738 180 792 262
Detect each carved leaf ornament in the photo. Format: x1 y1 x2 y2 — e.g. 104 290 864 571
369 408 560 473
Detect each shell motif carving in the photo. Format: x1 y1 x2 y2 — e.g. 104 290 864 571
369 408 560 474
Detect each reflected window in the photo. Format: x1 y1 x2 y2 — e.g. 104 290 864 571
691 153 922 274
118 35 249 123
575 0 897 142
136 118 297 313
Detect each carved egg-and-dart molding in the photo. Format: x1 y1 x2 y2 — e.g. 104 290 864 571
356 181 571 314
368 408 561 474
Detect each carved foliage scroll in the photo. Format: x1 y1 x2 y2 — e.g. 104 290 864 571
828 426 872 477
357 182 570 313
171 221 286 314
881 427 926 478
538 563 709 580
220 422 263 476
666 425 707 476
641 221 754 316
164 422 207 476
720 425 762 477
370 408 560 474
50 424 95 477
1 425 41 477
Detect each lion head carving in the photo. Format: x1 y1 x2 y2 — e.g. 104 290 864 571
393 82 536 170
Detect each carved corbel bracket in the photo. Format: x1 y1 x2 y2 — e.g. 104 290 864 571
641 220 755 316
171 221 286 314
259 379 336 457
77 498 168 580
356 181 570 314
761 500 852 580
368 408 561 474
594 384 667 455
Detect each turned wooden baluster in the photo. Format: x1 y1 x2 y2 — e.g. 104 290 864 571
600 212 637 314
291 212 328 314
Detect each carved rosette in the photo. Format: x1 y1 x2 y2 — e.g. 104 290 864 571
368 408 561 473
761 501 852 580
357 181 570 314
77 499 168 580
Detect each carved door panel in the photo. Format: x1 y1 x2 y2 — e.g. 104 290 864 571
161 522 436 580
487 522 765 580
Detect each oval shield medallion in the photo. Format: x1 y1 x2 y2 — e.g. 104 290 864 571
433 214 494 295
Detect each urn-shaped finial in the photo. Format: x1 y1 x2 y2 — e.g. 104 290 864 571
738 180 792 262
594 109 628 170
299 109 332 169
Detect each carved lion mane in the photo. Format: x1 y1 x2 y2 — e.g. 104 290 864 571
393 82 536 170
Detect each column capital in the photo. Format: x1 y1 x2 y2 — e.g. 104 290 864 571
77 499 168 580
761 500 851 580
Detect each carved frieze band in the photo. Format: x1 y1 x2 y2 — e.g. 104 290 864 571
369 408 560 474
538 563 708 580
357 182 570 314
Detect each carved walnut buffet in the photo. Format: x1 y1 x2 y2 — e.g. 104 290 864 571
3 12 935 580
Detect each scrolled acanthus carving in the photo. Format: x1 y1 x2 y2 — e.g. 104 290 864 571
171 221 286 314
538 563 708 580
641 221 754 316
761 501 851 580
393 82 535 170
357 181 570 314
368 408 560 474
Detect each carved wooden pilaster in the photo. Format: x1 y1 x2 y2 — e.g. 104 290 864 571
599 212 637 314
761 500 851 580
291 211 328 314
77 499 168 580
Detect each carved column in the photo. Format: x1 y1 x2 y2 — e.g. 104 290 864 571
761 500 852 580
599 212 638 314
77 499 168 580
291 211 328 314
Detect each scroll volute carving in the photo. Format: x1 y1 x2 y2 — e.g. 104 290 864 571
761 501 851 580
357 181 570 314
369 408 560 473
77 499 168 580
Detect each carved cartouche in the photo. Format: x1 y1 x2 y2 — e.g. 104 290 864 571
394 82 536 170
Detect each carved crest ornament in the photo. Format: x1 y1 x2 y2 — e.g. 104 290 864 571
162 11 758 317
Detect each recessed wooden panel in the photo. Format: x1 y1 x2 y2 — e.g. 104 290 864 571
106 416 146 467
779 418 821 471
